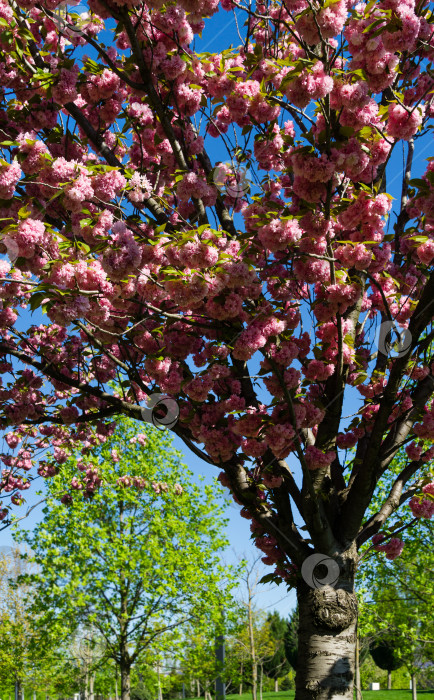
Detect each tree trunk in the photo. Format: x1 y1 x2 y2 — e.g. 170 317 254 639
411 674 417 700
239 663 243 695
387 671 391 690
247 590 257 700
259 664 263 700
355 631 362 700
295 574 358 700
197 680 200 698
120 660 131 700
157 664 163 700
118 500 131 700
89 673 95 700
274 679 278 693
252 662 258 700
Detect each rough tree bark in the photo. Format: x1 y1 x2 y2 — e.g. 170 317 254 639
120 657 131 700
295 557 358 700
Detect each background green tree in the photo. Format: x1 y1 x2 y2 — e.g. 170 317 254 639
262 612 290 692
16 418 237 700
225 559 277 700
357 449 434 698
283 608 299 673
177 627 220 700
370 641 404 690
0 549 79 697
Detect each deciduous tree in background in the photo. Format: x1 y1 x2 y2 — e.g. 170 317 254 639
0 550 78 697
369 640 404 691
357 448 434 697
16 419 236 700
1 0 434 697
358 519 434 699
0 550 28 694
262 612 291 692
230 558 277 700
177 626 224 700
283 608 299 675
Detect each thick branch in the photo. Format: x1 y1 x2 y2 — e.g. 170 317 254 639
119 9 208 225
379 369 434 471
0 341 142 417
393 138 414 265
340 271 434 542
356 459 422 547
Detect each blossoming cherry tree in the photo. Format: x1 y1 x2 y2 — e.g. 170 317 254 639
0 0 434 698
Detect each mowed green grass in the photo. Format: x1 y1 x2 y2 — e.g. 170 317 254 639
358 695 434 700
1 690 433 700
221 691 434 700
223 692 434 700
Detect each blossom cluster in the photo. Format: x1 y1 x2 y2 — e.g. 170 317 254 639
0 0 432 581
409 482 434 519
372 535 405 560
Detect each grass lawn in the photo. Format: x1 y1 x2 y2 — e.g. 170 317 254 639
0 691 432 700
223 692 434 700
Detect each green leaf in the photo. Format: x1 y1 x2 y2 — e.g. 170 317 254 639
29 291 48 311
409 178 427 188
